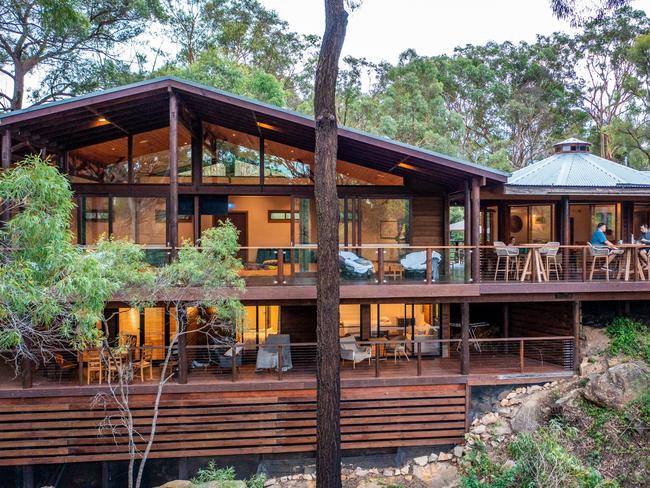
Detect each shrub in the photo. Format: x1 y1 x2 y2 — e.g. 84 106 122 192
190 463 266 488
460 424 619 488
606 317 650 364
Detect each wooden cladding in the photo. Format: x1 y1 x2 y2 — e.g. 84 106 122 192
0 383 467 466
411 196 444 246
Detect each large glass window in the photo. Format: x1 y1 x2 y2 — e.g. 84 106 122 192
239 305 280 344
592 204 618 241
203 124 261 184
264 139 312 184
79 196 109 244
509 205 553 244
112 197 167 245
359 198 410 244
69 138 129 183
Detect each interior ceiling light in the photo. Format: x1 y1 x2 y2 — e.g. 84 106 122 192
256 121 279 131
398 162 417 170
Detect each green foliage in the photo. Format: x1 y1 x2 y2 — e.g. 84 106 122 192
606 317 650 364
460 441 517 488
0 156 243 357
190 462 266 488
157 48 286 106
191 462 235 484
461 424 619 488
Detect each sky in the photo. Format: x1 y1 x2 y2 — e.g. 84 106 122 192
260 0 650 63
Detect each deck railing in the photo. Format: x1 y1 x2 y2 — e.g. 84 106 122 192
0 336 574 390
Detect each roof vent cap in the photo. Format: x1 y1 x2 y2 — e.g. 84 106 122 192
553 137 591 153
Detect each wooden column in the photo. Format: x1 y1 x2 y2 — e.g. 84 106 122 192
560 196 569 244
572 300 581 371
622 202 634 242
178 457 188 480
502 303 509 338
360 304 371 340
497 204 507 242
127 134 134 184
102 461 110 488
22 465 34 488
177 305 188 385
460 302 470 375
193 195 200 245
191 118 203 189
441 303 450 358
463 181 471 282
471 177 481 282
168 90 179 256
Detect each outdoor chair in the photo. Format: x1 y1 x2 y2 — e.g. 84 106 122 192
256 334 292 372
384 335 410 363
540 242 562 280
213 342 244 372
340 336 372 368
86 349 103 384
493 241 520 281
133 347 154 381
53 352 77 383
587 243 612 280
400 250 441 280
338 251 374 279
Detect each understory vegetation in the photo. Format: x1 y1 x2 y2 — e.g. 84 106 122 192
606 317 650 364
190 461 266 488
461 316 650 488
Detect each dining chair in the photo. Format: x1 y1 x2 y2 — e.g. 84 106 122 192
86 349 103 384
134 347 153 381
541 242 561 280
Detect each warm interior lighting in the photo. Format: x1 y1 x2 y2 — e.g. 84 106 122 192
139 139 149 144
256 121 279 131
397 162 417 170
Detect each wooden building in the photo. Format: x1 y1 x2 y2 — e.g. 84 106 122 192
0 77 649 481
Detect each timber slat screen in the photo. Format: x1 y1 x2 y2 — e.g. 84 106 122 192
0 384 467 466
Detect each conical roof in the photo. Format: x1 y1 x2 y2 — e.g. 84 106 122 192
508 147 650 189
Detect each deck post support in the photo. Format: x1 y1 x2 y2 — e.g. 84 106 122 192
471 177 481 282
374 344 380 378
461 302 470 375
177 304 188 385
426 248 433 284
22 338 32 389
22 465 34 488
276 248 284 284
168 89 179 258
102 461 110 488
178 457 188 480
377 247 384 284
360 304 371 340
572 301 581 371
463 181 472 283
503 303 510 354
417 341 422 376
441 303 450 358
561 196 570 275
277 345 283 381
191 117 202 188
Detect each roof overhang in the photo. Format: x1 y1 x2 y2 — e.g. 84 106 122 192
505 184 650 196
0 77 508 189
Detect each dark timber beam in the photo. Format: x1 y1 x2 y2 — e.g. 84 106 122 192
461 302 470 375
169 90 179 255
1 130 11 224
471 177 481 282
573 301 581 371
464 181 471 283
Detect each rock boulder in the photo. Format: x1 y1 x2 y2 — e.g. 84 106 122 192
583 361 650 409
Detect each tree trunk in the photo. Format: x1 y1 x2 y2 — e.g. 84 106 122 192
12 62 25 110
313 1 348 487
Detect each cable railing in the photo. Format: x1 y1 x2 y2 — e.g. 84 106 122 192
0 336 574 390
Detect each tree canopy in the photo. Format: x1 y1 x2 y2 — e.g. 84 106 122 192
2 1 650 171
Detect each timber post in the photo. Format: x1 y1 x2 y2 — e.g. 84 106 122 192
464 181 472 283
471 177 481 282
573 301 581 371
168 89 179 258
461 302 470 375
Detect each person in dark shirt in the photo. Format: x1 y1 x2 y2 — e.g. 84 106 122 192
639 224 650 269
590 222 622 271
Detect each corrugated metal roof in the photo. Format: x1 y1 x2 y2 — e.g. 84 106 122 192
508 151 650 187
553 137 591 147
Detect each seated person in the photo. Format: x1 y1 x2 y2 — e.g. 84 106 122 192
591 222 622 271
638 223 650 269
508 236 517 246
